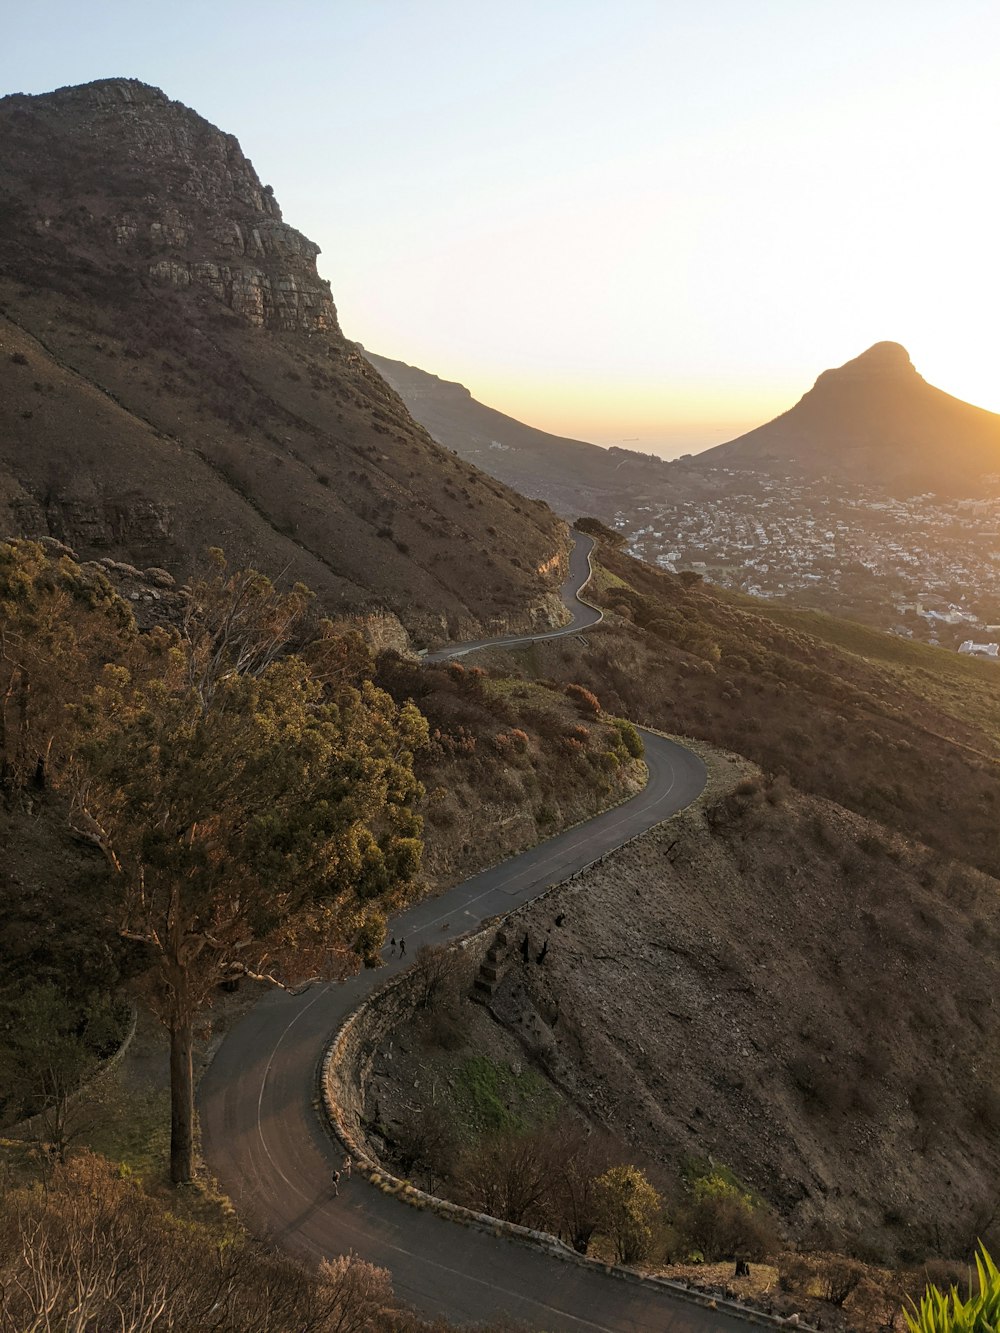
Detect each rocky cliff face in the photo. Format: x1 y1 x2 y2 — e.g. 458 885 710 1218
0 80 566 645
3 79 337 334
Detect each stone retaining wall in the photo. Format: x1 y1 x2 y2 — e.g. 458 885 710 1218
318 922 807 1330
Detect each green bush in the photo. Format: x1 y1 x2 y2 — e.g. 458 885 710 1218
614 718 644 759
594 1164 663 1264
906 1245 1000 1332
675 1170 779 1262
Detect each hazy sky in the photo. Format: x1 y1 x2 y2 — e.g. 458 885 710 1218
3 1 998 456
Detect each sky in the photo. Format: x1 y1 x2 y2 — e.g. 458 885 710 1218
3 1 998 457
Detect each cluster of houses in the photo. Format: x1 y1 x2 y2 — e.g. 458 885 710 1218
615 470 1000 657
958 640 1000 659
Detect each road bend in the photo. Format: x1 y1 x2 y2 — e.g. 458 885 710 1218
199 534 753 1330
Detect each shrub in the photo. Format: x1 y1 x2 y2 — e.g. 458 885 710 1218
10 350 29 365
565 683 601 716
675 1172 779 1262
575 516 626 547
821 1258 865 1306
906 1244 1000 1332
594 1165 663 1264
614 718 644 759
0 1153 394 1330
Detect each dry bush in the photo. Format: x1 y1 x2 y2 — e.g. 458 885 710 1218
539 1116 623 1254
565 683 601 716
0 1153 393 1332
819 1257 865 1305
454 1126 551 1226
394 1103 459 1189
412 944 466 1011
675 1178 779 1263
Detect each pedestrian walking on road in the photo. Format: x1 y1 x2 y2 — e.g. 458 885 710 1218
342 1154 352 1179
330 1169 341 1197
389 937 397 957
399 936 406 957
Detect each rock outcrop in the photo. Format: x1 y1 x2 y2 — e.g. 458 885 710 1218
4 79 337 335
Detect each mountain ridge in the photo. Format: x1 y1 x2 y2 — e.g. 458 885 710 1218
363 347 669 518
0 78 566 647
700 341 1000 489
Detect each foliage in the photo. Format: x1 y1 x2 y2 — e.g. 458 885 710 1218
0 539 138 794
565 683 601 716
593 1164 662 1264
451 1115 619 1244
456 1127 551 1226
566 547 1000 880
906 1245 1000 1333
59 554 427 1182
0 1152 395 1332
574 516 626 548
0 982 124 1152
613 718 644 759
675 1170 779 1262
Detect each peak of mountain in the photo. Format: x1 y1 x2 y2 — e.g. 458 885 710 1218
363 348 668 519
0 81 566 647
840 340 914 369
700 343 1000 490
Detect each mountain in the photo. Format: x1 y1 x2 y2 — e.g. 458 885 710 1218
698 342 1000 491
363 349 669 518
0 79 566 646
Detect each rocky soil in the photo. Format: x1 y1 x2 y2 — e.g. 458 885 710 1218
366 745 1000 1268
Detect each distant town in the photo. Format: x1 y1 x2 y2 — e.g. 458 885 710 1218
616 470 1000 656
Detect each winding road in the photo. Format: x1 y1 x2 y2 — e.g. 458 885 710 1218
199 535 753 1331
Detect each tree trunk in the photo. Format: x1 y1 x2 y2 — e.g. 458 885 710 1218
169 1016 195 1184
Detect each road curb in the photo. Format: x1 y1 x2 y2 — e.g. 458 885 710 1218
318 931 807 1331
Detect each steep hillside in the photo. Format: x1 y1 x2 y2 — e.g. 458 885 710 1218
363 348 669 518
370 757 1000 1267
475 539 1000 879
0 79 565 646
699 342 1000 491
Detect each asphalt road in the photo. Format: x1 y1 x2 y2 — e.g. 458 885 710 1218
423 530 603 664
198 535 751 1331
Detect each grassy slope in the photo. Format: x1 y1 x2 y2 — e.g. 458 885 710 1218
507 542 1000 880
745 596 1000 752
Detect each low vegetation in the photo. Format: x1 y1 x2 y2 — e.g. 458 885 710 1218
0 1152 510 1333
365 948 778 1269
374 652 645 888
522 536 1000 879
905 1245 1000 1333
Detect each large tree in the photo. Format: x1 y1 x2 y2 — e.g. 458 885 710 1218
69 559 427 1182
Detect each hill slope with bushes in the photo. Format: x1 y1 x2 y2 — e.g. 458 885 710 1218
0 79 565 646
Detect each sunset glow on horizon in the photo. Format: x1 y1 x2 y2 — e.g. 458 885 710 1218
4 0 998 458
